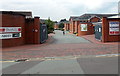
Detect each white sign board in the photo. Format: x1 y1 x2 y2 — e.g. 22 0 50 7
0 27 21 33
0 33 21 39
99 28 101 32
81 24 87 31
109 21 120 35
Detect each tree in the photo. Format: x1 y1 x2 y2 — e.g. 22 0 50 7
60 19 67 22
59 23 64 28
45 19 54 34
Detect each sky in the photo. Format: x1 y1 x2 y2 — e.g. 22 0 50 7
0 0 119 21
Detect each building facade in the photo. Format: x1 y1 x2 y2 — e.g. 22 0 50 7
1 11 41 47
64 21 70 31
102 17 120 42
69 14 117 36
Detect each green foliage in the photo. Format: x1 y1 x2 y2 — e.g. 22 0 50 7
45 19 54 34
59 23 64 29
74 32 77 34
60 19 67 22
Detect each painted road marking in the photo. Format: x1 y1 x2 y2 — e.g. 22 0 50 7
28 54 120 61
1 54 119 63
0 61 15 63
96 54 120 58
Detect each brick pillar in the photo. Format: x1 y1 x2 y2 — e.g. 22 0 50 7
73 21 75 33
71 21 73 33
102 17 108 42
68 23 70 31
71 21 74 33
33 17 40 44
70 21 73 33
78 23 81 36
66 23 68 30
70 22 72 33
77 21 80 33
64 23 67 31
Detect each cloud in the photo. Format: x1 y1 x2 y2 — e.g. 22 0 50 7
0 0 119 21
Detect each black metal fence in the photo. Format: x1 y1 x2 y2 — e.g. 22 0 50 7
40 23 48 43
94 23 102 41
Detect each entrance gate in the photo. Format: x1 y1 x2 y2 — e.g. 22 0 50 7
94 23 102 41
40 23 48 43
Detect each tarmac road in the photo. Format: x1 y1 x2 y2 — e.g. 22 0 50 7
52 30 90 44
1 56 119 75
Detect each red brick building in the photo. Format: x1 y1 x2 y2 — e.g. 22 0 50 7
69 14 117 36
69 16 79 34
0 11 40 47
54 23 59 30
78 22 94 36
94 16 120 42
102 16 120 42
64 21 70 31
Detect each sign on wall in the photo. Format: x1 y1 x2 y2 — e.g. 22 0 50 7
0 27 21 33
81 24 87 31
109 21 120 35
0 33 21 39
0 27 22 39
99 28 101 32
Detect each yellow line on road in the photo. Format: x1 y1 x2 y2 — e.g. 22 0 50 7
0 61 15 63
96 54 120 58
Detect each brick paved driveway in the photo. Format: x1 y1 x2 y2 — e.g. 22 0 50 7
2 30 119 60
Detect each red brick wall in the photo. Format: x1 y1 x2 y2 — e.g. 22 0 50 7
78 23 94 36
25 18 34 44
70 21 75 34
68 23 70 31
25 17 40 44
64 23 67 31
33 17 40 44
102 17 120 42
67 23 70 31
69 19 73 33
74 21 80 33
64 23 70 31
1 13 40 47
74 21 77 33
73 21 75 33
2 14 25 47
